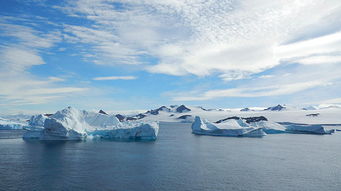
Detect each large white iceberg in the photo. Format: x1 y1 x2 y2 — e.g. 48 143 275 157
191 116 266 137
23 107 159 141
24 107 88 140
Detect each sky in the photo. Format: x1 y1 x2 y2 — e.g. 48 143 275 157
0 0 340 114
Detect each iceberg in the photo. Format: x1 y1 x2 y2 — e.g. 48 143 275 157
281 122 335 134
28 114 48 128
191 116 266 137
216 116 286 134
241 117 286 134
23 107 159 141
249 121 287 134
24 107 88 140
264 104 286 111
89 121 159 141
83 110 120 128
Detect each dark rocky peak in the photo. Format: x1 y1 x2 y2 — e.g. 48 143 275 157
215 116 241 123
216 116 268 124
135 113 146 119
243 116 268 123
126 116 138 121
146 106 171 115
240 108 250 111
115 114 125 122
124 113 146 121
265 104 286 111
99 110 108 115
199 106 213 111
306 113 320 117
176 105 191 113
158 106 171 112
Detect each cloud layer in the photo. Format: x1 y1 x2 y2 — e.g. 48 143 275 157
0 0 340 112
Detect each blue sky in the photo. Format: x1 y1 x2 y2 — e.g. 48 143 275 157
0 0 340 114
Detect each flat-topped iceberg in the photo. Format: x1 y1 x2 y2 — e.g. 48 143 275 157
281 122 334 134
192 115 335 137
191 116 266 137
89 121 159 141
23 107 159 141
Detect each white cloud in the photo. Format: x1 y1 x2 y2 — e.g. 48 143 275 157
0 47 44 74
93 76 137 80
59 0 341 81
0 20 88 108
0 23 61 49
258 75 274 79
1 0 340 110
321 97 341 104
173 80 327 101
219 71 251 81
275 31 341 65
48 77 65 82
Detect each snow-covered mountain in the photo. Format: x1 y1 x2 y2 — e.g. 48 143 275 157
111 104 341 125
264 104 286 111
1 104 341 132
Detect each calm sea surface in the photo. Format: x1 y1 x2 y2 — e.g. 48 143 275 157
0 123 340 191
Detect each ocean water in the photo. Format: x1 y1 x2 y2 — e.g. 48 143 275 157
0 122 341 191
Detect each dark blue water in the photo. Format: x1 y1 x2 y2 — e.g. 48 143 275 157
1 123 341 191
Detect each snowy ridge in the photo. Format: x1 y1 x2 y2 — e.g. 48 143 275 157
128 104 341 125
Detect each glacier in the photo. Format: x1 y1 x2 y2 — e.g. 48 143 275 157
191 116 266 137
23 107 159 141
